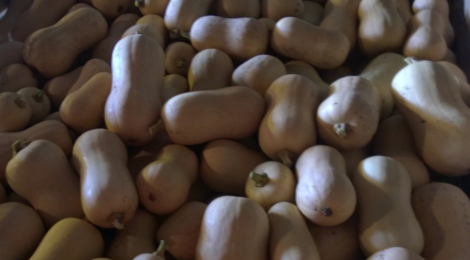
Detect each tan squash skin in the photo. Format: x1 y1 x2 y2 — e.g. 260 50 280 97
0 41 24 72
137 0 170 16
367 247 425 260
6 140 83 227
60 72 111 134
246 161 296 210
188 49 233 91
201 139 269 195
105 35 165 146
259 75 320 165
24 8 107 78
191 16 268 61
269 202 321 260
358 0 406 57
412 0 454 44
296 145 356 226
44 66 83 109
0 202 45 260
320 0 360 49
18 87 51 124
9 0 76 42
395 0 412 24
196 196 269 260
443 48 456 64
93 13 140 64
0 92 31 133
216 0 261 18
303 1 323 25
359 53 407 118
72 129 138 229
162 74 188 104
30 218 104 260
308 215 361 260
403 10 447 61
137 144 198 215
67 59 111 95
137 15 168 45
272 17 349 69
412 183 470 260
259 17 276 32
107 208 159 260
261 0 304 21
354 156 424 256
438 61 470 107
68 3 92 13
392 60 470 176
321 66 353 85
373 115 430 189
284 60 329 101
165 42 196 76
0 64 37 93
162 86 265 145
341 146 370 177
232 54 286 95
317 76 381 151
91 0 131 19
0 0 33 43
122 24 165 48
186 179 213 203
0 120 73 183
157 202 207 260
164 0 214 38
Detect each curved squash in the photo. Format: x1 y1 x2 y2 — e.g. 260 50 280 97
0 64 37 93
0 92 31 133
44 66 83 109
320 0 360 49
188 49 233 91
164 0 214 39
67 58 111 95
412 0 454 44
261 0 304 21
17 87 50 124
284 60 329 101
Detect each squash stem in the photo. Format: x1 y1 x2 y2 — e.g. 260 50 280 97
180 31 190 40
334 123 348 139
176 59 186 68
15 97 27 108
32 90 45 102
149 120 164 135
250 172 269 187
404 57 418 65
153 240 166 257
135 0 145 7
11 140 25 156
278 150 294 168
110 213 125 230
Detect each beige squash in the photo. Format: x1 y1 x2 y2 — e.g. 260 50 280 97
395 0 412 23
261 0 304 21
284 60 329 101
164 0 214 38
0 64 37 93
303 1 323 25
136 0 170 16
412 0 454 44
165 42 196 76
320 0 360 49
367 247 425 260
44 66 83 109
439 61 470 107
121 24 165 48
18 87 51 124
0 92 31 133
341 146 370 177
216 0 261 18
137 14 168 44
67 58 111 95
161 74 188 104
188 49 233 91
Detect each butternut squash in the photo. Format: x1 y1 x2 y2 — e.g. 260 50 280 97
412 0 454 44
245 161 296 210
269 202 321 260
232 54 286 95
201 139 269 195
358 0 406 57
105 35 165 146
68 3 91 13
91 0 131 19
186 179 213 203
162 86 265 145
443 48 456 64
272 17 349 69
367 247 425 260
188 49 233 91
136 0 170 16
9 0 76 42
18 87 51 124
122 24 165 48
6 140 83 227
67 59 111 95
0 120 73 183
308 215 361 260
261 0 304 21
320 0 360 49
317 76 381 151
354 156 424 256
403 10 447 61
44 66 83 109
0 41 24 72
373 115 430 189
133 241 166 260
259 17 276 32
107 208 159 260
359 52 407 118
164 0 214 39
157 202 207 260
137 144 198 215
30 218 104 260
0 202 45 260
0 0 33 43
391 60 470 176
0 63 37 93
216 0 260 18
0 92 31 133
196 196 269 260
259 75 320 165
165 42 196 76
303 1 323 25
284 60 329 100
395 0 412 24
24 8 107 78
93 13 140 64
190 16 268 60
72 129 138 229
137 15 168 45
341 146 370 177
296 145 356 226
412 182 470 260
438 61 470 107
162 74 188 104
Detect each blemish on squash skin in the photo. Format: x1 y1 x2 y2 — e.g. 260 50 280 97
322 208 333 217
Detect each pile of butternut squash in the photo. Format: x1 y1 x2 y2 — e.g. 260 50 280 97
0 0 470 259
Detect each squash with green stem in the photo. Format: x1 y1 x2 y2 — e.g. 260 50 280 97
133 240 166 260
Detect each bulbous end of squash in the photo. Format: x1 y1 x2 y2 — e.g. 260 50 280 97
15 97 27 108
250 172 269 188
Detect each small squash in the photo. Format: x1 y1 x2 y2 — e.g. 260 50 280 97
161 74 188 104
320 0 360 49
188 49 233 91
216 0 261 18
0 0 33 43
18 87 51 125
66 58 111 95
165 42 196 76
164 0 214 39
0 92 31 133
0 41 24 72
91 0 131 19
367 247 425 260
284 60 329 100
136 0 170 16
0 63 37 93
261 0 304 21
44 66 83 109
